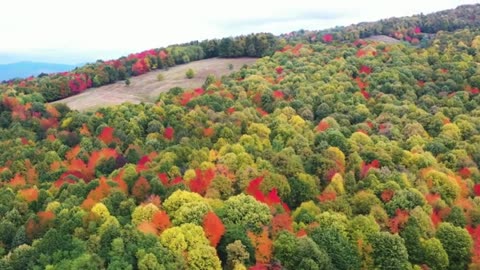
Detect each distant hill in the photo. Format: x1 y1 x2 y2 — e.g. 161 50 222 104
0 61 76 81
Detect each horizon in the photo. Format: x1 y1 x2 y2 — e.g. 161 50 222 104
0 0 478 65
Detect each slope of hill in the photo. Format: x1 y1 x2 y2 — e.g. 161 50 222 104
3 4 480 105
0 61 76 81
52 58 256 111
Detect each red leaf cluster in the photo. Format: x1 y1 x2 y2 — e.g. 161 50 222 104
359 65 372 74
180 88 205 106
203 127 215 137
381 189 395 202
458 167 471 178
159 50 168 60
137 155 152 173
389 209 409 233
353 39 367 47
19 188 39 203
152 211 171 233
81 177 111 210
317 191 337 202
164 127 174 140
246 177 286 210
68 74 92 93
203 212 225 247
474 184 480 196
272 90 285 99
256 108 269 116
158 173 184 187
275 66 284 74
248 228 272 264
226 107 236 114
425 193 441 205
322 34 333 43
26 211 55 240
98 126 116 145
132 177 151 201
466 225 480 264
316 120 330 132
189 168 215 196
354 77 368 90
271 213 293 237
9 173 26 188
132 59 148 75
360 160 380 178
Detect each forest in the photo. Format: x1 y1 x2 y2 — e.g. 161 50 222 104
0 3 479 270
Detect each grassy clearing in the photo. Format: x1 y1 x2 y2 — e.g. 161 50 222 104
52 57 256 111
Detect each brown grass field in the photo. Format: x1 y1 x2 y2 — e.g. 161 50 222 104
365 35 401 44
52 57 257 111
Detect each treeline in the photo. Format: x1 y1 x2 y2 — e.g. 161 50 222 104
283 4 480 44
0 33 278 102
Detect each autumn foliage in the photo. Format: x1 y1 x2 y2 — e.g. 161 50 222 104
248 228 272 264
189 168 215 196
203 212 225 247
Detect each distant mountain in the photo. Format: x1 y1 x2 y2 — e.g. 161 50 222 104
0 61 77 81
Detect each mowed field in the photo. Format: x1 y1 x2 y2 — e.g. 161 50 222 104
52 57 257 111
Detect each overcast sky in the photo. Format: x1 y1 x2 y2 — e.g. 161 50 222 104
0 0 478 64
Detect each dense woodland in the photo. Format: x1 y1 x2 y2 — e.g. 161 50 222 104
0 4 480 270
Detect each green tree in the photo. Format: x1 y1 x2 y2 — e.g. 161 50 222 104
422 238 449 270
186 68 195 79
369 232 411 270
310 227 360 270
436 222 472 270
219 194 271 232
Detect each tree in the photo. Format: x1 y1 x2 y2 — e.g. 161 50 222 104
203 212 225 247
422 238 449 270
220 194 271 232
160 223 221 269
273 232 333 270
436 222 473 270
186 68 195 79
310 227 360 270
247 227 272 264
226 240 250 269
369 232 411 270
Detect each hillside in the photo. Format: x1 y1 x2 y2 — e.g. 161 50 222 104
0 4 480 270
0 61 76 81
3 4 480 105
52 58 256 111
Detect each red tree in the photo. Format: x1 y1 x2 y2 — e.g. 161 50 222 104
203 212 225 247
132 177 152 201
152 211 171 233
316 120 330 132
271 213 293 236
189 168 215 195
474 184 480 196
248 228 272 264
322 34 333 43
359 65 372 74
98 126 116 145
164 127 174 140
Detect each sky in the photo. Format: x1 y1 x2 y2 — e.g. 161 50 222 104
0 0 478 64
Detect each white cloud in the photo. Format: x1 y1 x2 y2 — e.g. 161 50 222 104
0 0 478 63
